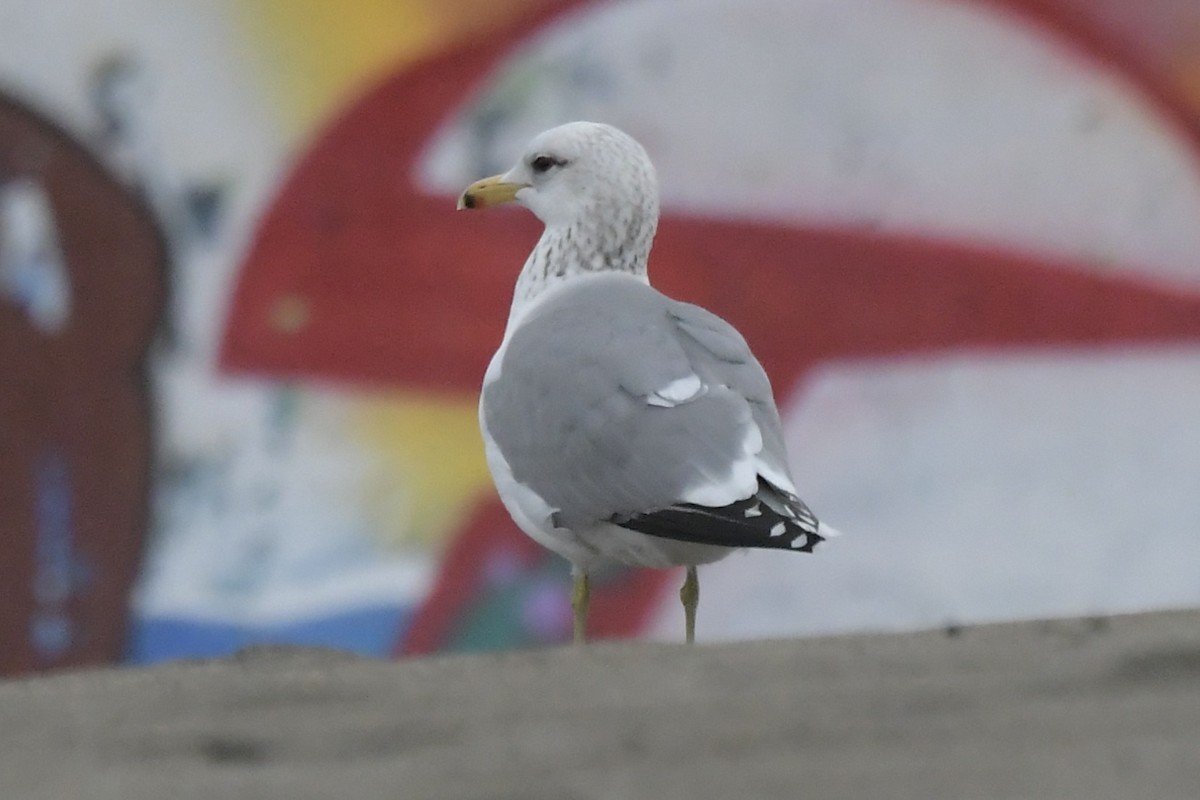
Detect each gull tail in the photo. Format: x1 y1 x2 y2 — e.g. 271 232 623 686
612 479 834 553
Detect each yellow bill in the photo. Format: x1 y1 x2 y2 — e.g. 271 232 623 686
457 174 526 210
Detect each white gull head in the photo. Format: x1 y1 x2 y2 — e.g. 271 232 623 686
458 122 661 312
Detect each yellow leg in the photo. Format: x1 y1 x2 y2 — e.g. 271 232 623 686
680 566 699 644
571 570 590 644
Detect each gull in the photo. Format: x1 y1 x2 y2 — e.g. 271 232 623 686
458 121 837 644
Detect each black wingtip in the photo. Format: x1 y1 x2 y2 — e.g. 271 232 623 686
613 484 827 553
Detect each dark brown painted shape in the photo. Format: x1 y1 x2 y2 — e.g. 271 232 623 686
0 94 165 675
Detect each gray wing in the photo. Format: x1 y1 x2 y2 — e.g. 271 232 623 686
483 275 825 552
667 300 792 493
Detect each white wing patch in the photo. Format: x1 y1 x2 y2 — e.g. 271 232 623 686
646 373 706 407
678 421 762 508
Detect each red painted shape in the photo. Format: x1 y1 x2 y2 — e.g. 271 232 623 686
399 499 537 655
220 1 588 392
648 222 1200 396
401 497 666 654
219 0 1200 655
221 0 1200 394
587 567 671 640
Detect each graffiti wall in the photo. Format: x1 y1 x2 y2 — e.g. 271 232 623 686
2 0 1199 674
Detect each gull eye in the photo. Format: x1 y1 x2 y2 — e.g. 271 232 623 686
530 155 563 174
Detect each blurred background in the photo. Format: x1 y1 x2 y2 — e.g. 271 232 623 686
2 0 1199 676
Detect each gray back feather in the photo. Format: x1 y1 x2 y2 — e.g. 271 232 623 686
484 275 795 529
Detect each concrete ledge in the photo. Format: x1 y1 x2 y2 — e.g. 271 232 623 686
3 609 1200 799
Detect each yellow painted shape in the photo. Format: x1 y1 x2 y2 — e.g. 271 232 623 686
231 0 560 137
352 391 495 551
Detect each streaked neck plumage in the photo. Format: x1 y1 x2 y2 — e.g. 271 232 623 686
509 192 659 325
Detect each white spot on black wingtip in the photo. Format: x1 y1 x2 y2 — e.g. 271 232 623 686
744 503 762 518
790 533 814 550
770 522 786 537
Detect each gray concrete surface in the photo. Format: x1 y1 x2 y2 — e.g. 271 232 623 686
3 609 1200 799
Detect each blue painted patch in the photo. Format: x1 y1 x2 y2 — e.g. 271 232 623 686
31 448 90 662
125 604 412 664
